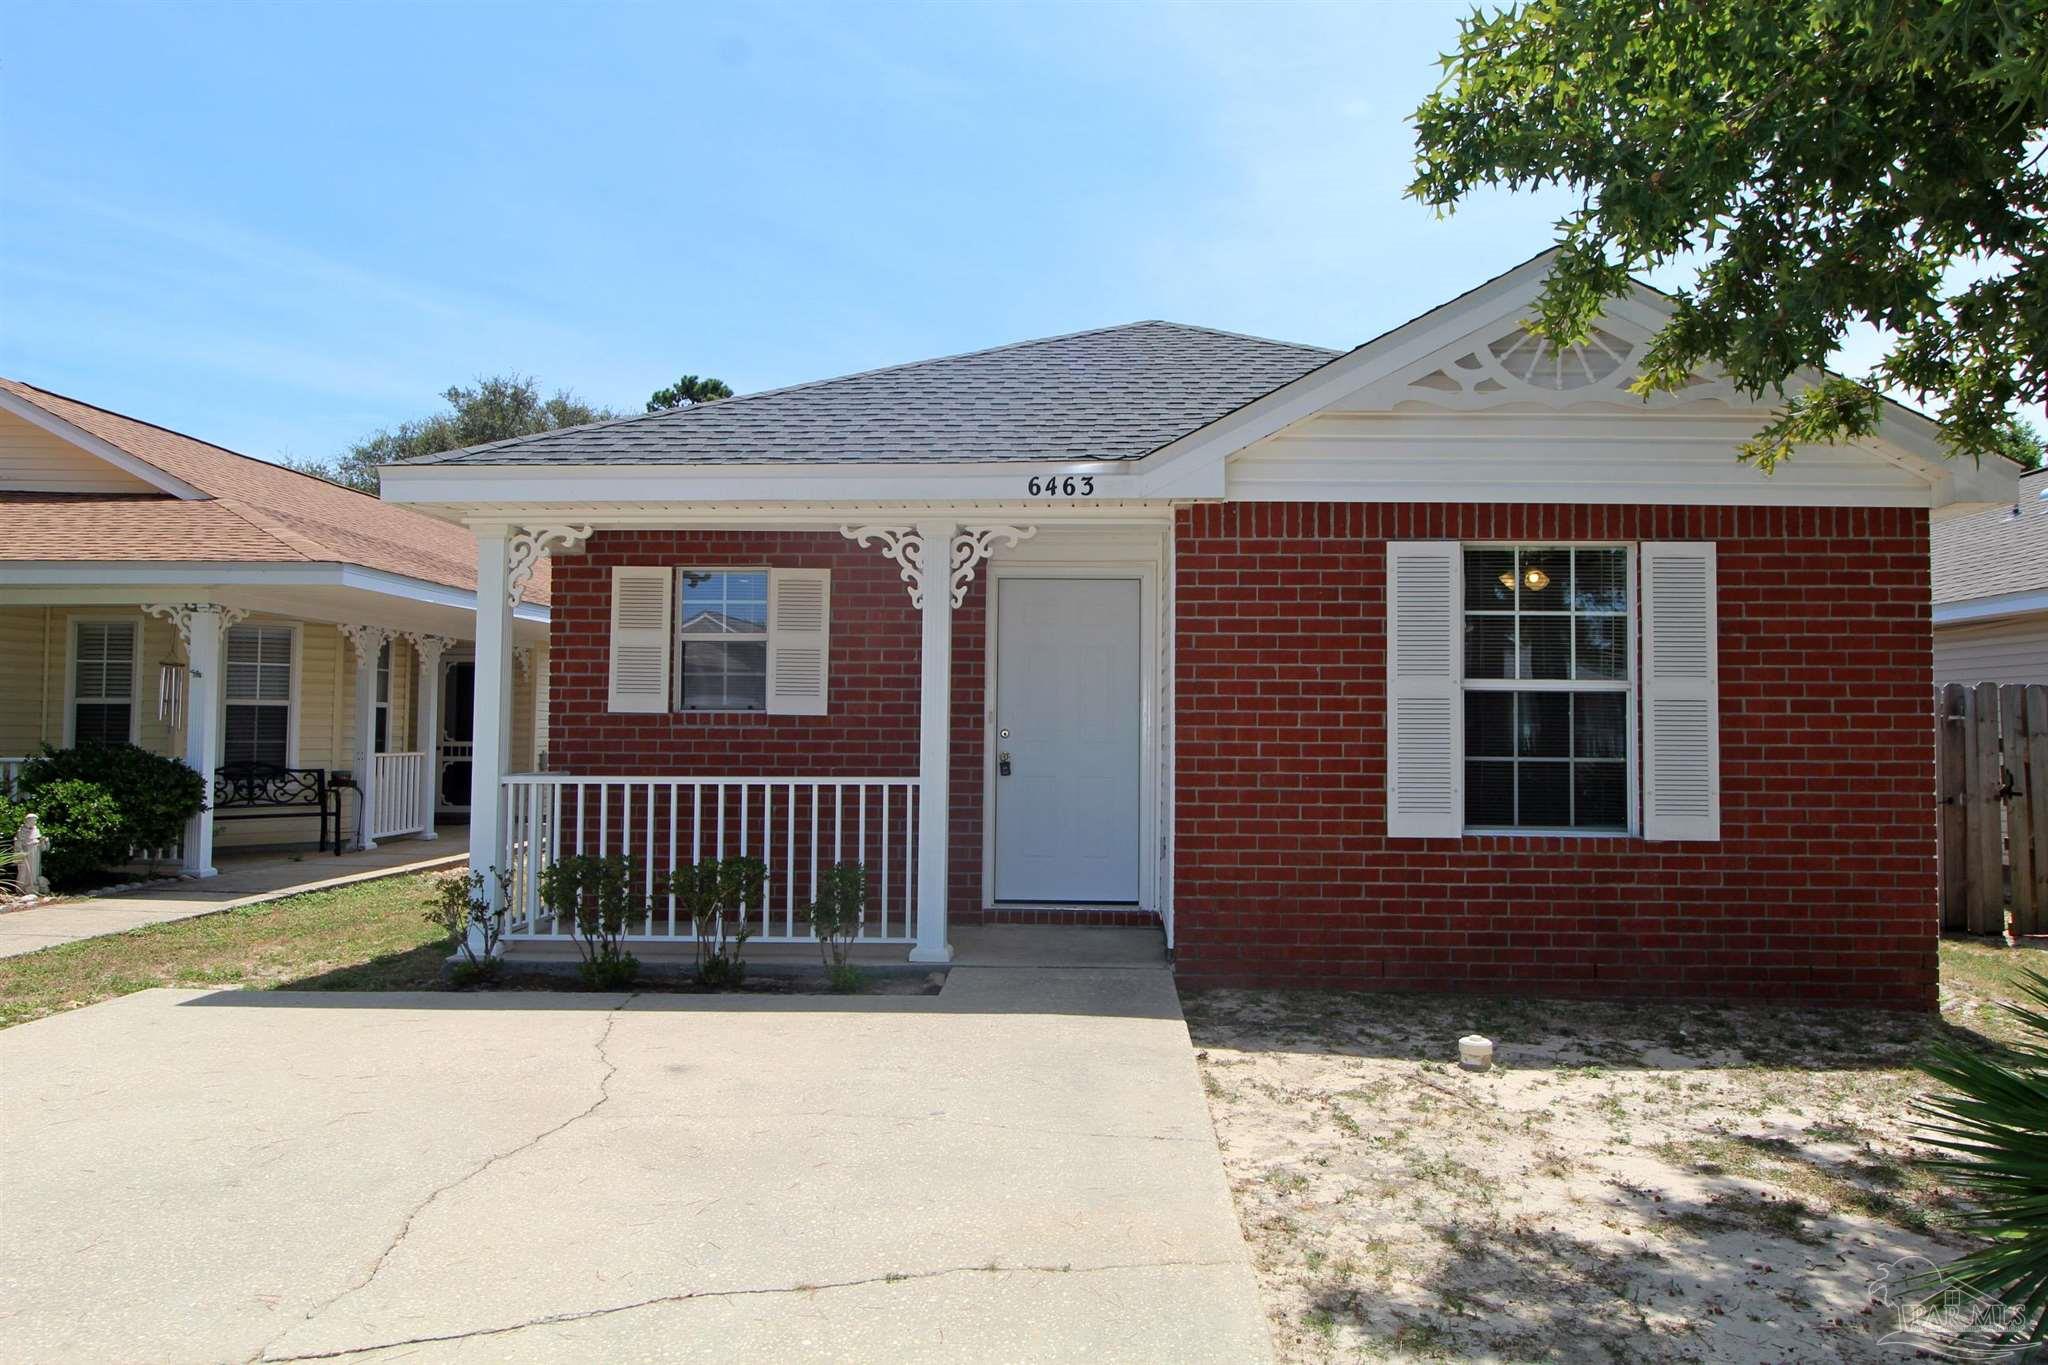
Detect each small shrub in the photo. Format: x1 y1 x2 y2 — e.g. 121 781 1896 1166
538 853 641 990
806 863 867 972
0 794 25 893
17 780 127 890
827 962 866 994
426 868 508 987
669 855 764 988
21 744 207 874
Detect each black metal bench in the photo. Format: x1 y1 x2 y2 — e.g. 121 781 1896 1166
212 763 345 854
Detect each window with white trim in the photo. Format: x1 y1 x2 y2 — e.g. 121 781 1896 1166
676 569 769 711
608 565 830 717
224 625 293 767
72 620 137 745
1461 546 1630 831
374 640 392 753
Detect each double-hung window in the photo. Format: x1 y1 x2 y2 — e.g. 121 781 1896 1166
1385 539 1718 842
1461 547 1630 831
677 570 770 711
224 625 294 767
605 564 830 716
72 620 137 745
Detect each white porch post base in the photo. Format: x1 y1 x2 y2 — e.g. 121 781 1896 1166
468 527 515 954
912 518 955 964
180 606 224 878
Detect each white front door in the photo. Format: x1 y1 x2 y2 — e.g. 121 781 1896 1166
993 577 1143 903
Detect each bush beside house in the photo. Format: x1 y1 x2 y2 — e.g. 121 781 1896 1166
8 745 208 889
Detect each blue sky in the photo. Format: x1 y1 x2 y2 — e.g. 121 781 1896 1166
8 0 1954 467
0 0 1591 462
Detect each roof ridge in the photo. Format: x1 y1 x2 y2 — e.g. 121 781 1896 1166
206 498 321 562
1129 319 1340 357
0 376 388 503
406 320 1331 465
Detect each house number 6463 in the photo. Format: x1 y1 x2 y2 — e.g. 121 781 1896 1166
1026 475 1095 497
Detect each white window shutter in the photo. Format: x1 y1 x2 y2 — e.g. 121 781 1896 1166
1641 542 1720 841
607 566 673 713
1386 541 1463 838
767 568 830 716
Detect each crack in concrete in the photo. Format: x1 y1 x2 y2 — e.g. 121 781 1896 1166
250 996 636 1363
259 1257 1244 1361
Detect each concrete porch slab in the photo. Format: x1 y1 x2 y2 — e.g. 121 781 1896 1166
950 924 1168 968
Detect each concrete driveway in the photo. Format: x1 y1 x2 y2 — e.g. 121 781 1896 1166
0 969 1270 1363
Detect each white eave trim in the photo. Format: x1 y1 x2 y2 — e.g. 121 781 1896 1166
380 457 1216 509
0 390 210 500
0 559 548 622
1935 590 2048 626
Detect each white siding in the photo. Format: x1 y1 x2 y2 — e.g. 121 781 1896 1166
1936 615 2048 686
1227 408 1932 505
1221 307 1936 506
0 410 160 494
0 607 53 755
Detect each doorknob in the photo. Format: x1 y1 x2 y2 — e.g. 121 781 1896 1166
999 751 1013 777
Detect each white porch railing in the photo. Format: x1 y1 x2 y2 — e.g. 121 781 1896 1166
0 757 24 793
500 775 921 944
370 752 431 839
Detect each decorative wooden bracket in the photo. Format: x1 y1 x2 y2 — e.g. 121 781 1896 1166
505 525 593 607
403 632 455 665
839 525 933 607
337 623 396 663
142 603 249 656
949 525 1036 607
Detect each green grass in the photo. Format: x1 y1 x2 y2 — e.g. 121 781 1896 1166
0 873 449 1029
1939 935 2048 1045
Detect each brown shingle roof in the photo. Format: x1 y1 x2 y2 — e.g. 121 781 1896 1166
1933 468 2048 605
0 379 546 606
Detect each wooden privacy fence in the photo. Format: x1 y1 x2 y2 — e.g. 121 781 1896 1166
1938 682 2048 934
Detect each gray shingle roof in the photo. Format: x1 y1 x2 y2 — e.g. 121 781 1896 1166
400 321 1340 467
1934 467 2048 604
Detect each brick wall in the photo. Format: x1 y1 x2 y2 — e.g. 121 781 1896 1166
1173 502 1937 1010
547 530 987 917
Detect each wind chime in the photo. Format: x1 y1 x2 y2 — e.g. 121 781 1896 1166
158 661 186 731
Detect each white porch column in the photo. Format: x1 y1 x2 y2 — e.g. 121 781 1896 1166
912 517 956 963
180 605 225 878
408 633 451 841
341 625 392 851
470 526 516 940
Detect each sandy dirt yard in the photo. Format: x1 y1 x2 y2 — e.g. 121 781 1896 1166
1184 947 2026 1363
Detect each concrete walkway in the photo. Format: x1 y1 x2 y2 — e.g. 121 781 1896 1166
0 835 466 958
0 969 1270 1363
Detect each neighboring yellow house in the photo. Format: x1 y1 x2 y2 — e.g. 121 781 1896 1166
0 378 550 875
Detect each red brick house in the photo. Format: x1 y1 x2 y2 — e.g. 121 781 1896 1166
383 254 2016 1008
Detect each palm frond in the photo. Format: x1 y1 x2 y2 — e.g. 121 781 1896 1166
1915 968 2048 1341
